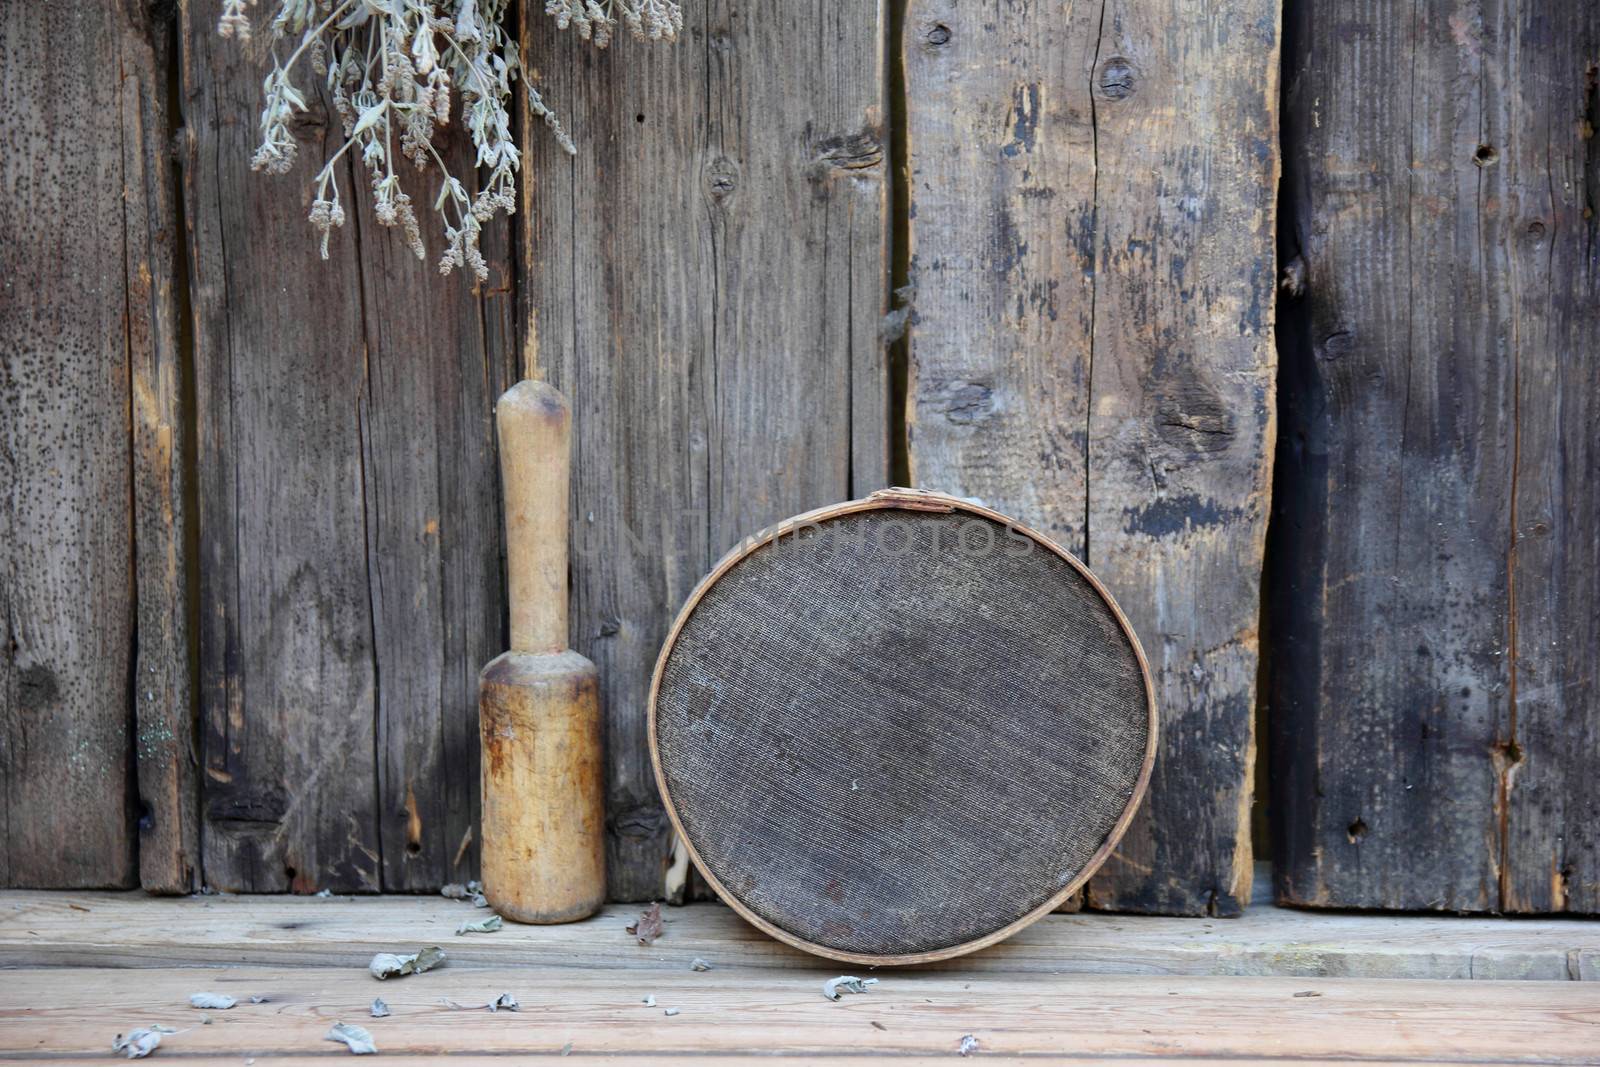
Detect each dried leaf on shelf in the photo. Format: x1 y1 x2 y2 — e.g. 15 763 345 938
188 993 235 1010
368 946 445 980
112 1026 176 1060
325 1022 378 1055
456 914 504 935
822 976 878 1001
626 902 664 945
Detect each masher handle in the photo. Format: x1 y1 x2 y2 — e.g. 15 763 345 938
497 380 571 654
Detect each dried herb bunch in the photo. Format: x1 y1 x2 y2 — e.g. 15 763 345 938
219 0 682 279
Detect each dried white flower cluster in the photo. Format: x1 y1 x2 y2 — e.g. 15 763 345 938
220 0 681 280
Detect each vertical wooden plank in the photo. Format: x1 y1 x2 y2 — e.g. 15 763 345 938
521 1 889 901
124 5 200 895
181 0 513 891
356 175 515 891
1506 10 1600 913
902 0 1100 558
704 2 891 551
0 0 165 888
1271 0 1598 913
1079 2 1278 916
905 1 1277 915
183 0 377 892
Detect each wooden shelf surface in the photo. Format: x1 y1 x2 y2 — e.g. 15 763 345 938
1 891 1597 1063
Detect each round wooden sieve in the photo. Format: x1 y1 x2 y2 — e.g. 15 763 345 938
648 488 1156 964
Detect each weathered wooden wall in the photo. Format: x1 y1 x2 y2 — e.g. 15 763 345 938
4 0 1598 915
518 0 890 901
904 0 1279 915
1271 0 1600 913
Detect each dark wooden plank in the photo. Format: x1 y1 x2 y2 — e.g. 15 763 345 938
180 0 513 891
1271 0 1598 914
1501 6 1600 916
125 3 200 895
521 2 889 901
904 1 1278 915
0 0 167 888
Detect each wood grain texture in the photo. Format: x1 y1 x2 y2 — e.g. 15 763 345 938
519 3 890 901
904 0 1278 916
0 0 182 888
353 141 515 893
2 959 1599 1063
6 886 1596 980
496 382 573 656
1499 10 1600 915
1081 0 1278 919
1270 0 1600 913
901 2 1100 556
180 0 514 892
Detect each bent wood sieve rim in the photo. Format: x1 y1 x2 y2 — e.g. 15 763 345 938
647 487 1158 965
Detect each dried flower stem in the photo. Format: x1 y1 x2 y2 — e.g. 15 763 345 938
222 0 681 280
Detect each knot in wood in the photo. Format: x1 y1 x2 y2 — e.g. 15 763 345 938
1097 58 1138 100
704 156 740 201
813 129 884 173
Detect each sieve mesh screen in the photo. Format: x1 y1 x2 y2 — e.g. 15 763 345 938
653 506 1151 959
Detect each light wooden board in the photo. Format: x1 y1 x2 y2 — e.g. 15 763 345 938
519 4 890 901
1270 0 1600 913
903 0 1278 917
124 1 201 897
2 891 1595 981
179 0 515 893
1 964 1596 1064
0 0 188 889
